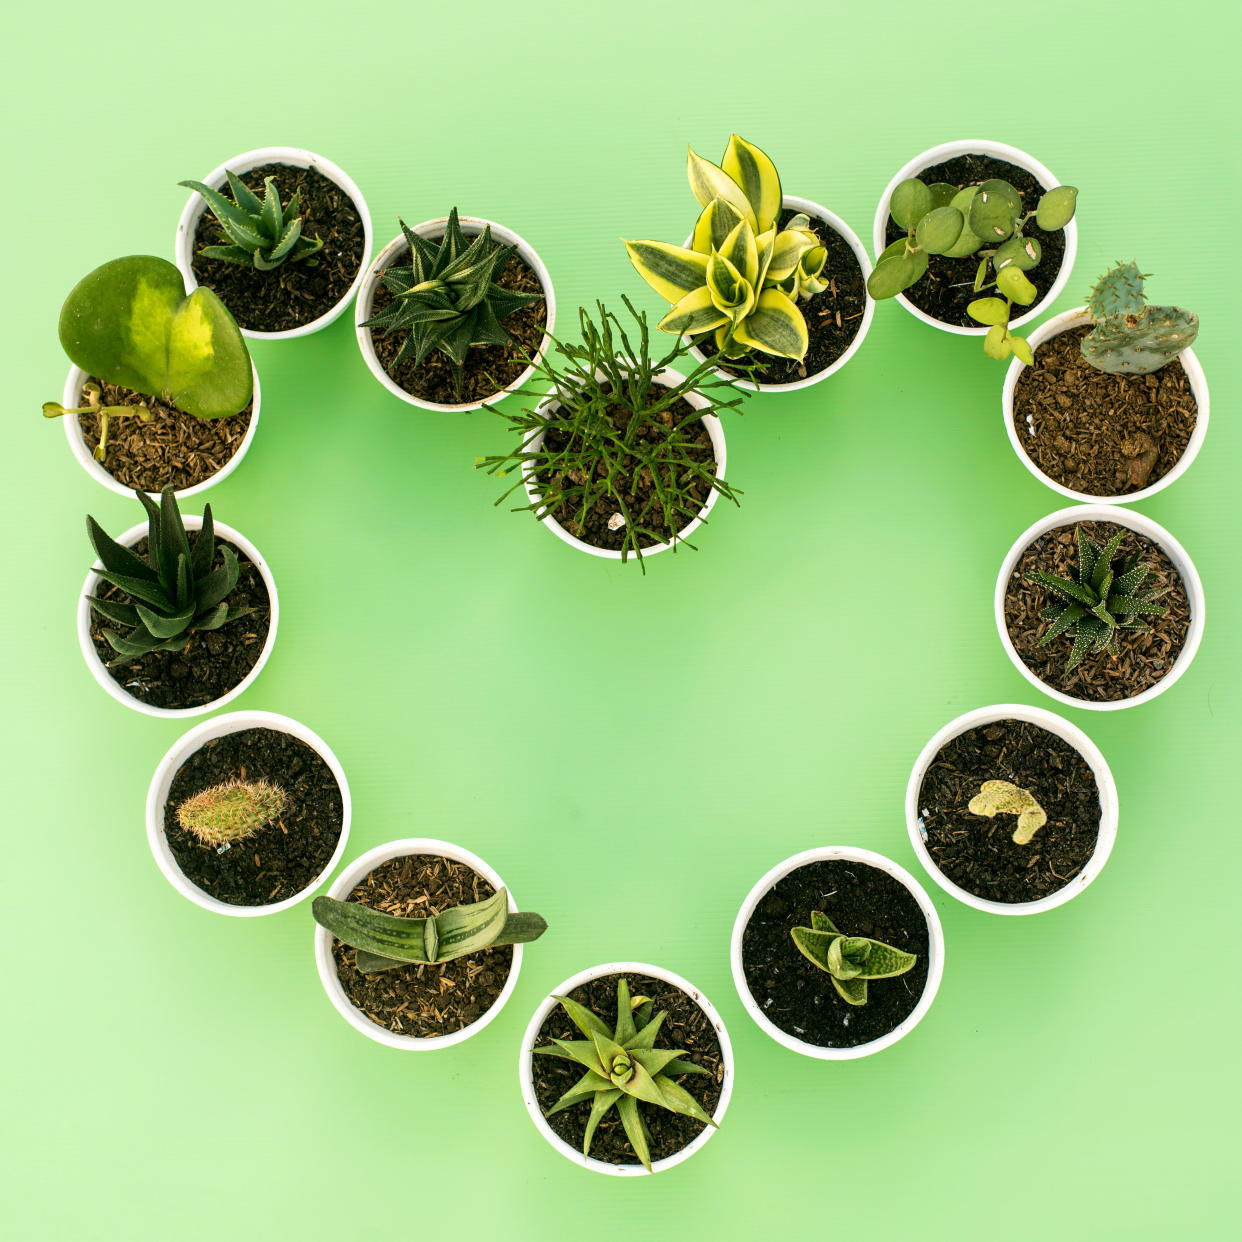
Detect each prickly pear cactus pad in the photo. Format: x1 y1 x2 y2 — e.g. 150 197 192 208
1081 262 1199 374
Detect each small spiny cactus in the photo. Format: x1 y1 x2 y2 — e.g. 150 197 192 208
177 779 287 848
1081 261 1198 375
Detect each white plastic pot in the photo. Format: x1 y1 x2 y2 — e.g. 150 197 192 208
176 145 373 341
519 961 734 1176
906 704 1119 915
61 360 262 501
77 516 278 719
314 838 524 1050
1002 306 1210 504
520 366 727 561
995 504 1206 711
730 846 945 1060
146 710 351 917
685 195 875 392
355 215 555 412
872 139 1078 335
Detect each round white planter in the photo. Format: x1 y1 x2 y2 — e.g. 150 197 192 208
78 516 278 719
355 215 555 412
176 146 373 341
996 504 1206 711
519 961 733 1176
1002 306 1209 504
684 195 875 392
314 838 524 1050
872 139 1078 336
61 360 261 501
146 711 351 917
906 704 1119 915
520 366 727 561
731 846 944 1060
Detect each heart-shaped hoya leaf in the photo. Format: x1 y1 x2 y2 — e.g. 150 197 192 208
58 256 252 419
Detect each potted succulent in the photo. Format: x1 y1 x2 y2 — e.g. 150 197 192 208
870 140 1078 350
43 256 259 499
355 208 555 411
906 704 1119 914
478 299 743 567
996 506 1205 710
731 846 944 1060
520 963 733 1175
625 134 874 391
78 486 277 718
146 710 351 917
1004 262 1207 502
176 146 372 339
312 838 544 1049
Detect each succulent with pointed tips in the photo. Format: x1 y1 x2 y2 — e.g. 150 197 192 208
1081 262 1198 375
968 780 1047 845
791 911 917 1006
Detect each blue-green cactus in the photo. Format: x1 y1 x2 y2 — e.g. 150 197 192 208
1081 262 1198 375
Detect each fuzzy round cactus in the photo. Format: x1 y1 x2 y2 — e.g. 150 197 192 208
1081 261 1199 375
177 778 287 848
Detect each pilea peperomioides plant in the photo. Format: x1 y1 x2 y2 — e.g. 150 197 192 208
178 779 287 850
968 780 1047 845
1080 262 1199 375
534 977 716 1171
791 911 917 1006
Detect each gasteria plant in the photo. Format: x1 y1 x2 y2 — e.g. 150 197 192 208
361 208 544 398
625 135 824 362
178 779 287 849
533 977 716 1171
791 911 917 1006
968 780 1047 845
86 486 252 666
179 171 324 269
312 887 547 973
1030 526 1168 671
1081 262 1199 374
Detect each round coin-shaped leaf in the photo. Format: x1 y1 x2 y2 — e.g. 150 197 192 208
890 178 934 231
967 296 1010 326
866 250 927 299
1035 186 1078 230
969 180 1021 242
997 265 1038 306
994 236 1042 271
926 182 958 209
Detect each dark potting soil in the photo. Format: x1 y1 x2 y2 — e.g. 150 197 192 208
918 719 1101 903
697 208 867 384
331 854 514 1038
741 859 930 1048
190 162 365 333
87 537 271 710
531 972 725 1167
1012 324 1196 496
77 377 252 493
368 242 547 405
164 728 343 906
1004 520 1191 702
884 154 1068 328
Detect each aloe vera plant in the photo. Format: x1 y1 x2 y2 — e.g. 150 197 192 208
968 780 1047 845
178 779 287 849
791 912 917 1006
533 977 716 1171
1081 262 1198 375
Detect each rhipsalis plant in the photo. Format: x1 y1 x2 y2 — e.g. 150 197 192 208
534 977 716 1171
85 486 252 666
180 171 324 269
969 780 1047 845
1030 526 1168 671
869 175 1077 362
178 779 287 849
1081 262 1199 374
312 887 547 973
361 208 544 398
625 135 824 361
478 298 744 569
791 911 917 1006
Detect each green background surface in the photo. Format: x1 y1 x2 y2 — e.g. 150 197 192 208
5 1 1238 1237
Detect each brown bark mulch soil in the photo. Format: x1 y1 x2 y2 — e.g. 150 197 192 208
331 854 514 1039
190 162 365 333
77 378 252 493
87 537 270 710
531 971 725 1167
368 242 547 405
697 209 867 384
741 859 930 1049
1004 520 1191 702
164 727 343 906
884 153 1068 328
1011 324 1196 496
918 718 1102 904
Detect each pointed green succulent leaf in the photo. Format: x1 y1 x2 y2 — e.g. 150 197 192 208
721 134 782 233
615 1094 652 1172
831 975 869 1006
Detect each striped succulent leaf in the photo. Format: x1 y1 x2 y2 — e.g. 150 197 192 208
791 910 917 1007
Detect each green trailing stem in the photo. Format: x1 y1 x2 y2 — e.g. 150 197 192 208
790 911 917 1006
1081 262 1198 375
968 780 1047 845
43 381 152 463
177 779 287 849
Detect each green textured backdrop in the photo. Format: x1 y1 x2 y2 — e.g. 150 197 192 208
5 1 1238 1237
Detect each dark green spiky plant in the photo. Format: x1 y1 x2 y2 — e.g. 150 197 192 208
86 486 252 666
533 977 717 1171
361 208 544 398
1029 526 1168 671
791 912 917 1006
179 171 324 269
478 298 745 570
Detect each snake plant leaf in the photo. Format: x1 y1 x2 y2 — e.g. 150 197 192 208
889 178 933 232
434 886 508 960
767 228 817 282
706 252 756 322
967 297 1011 327
690 197 745 255
616 1095 652 1171
730 288 807 359
625 241 710 305
657 287 729 336
311 897 432 963
721 134 782 233
686 146 756 229
717 219 759 287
